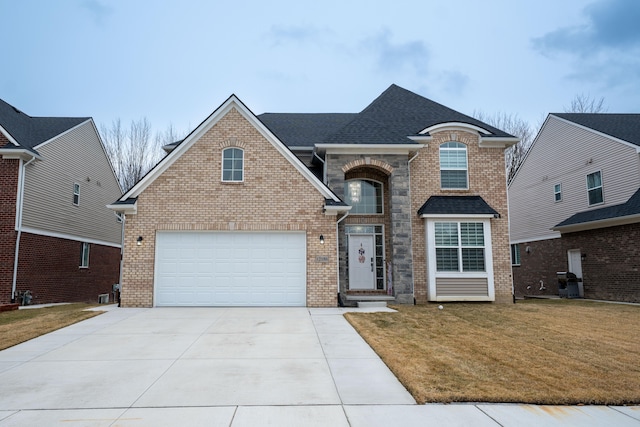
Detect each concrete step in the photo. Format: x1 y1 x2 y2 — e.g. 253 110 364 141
357 301 388 308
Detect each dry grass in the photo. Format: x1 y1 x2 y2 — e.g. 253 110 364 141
345 299 640 404
0 303 103 351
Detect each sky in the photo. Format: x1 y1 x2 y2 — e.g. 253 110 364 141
2 0 640 139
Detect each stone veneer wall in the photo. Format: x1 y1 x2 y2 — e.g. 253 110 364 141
326 154 414 303
121 107 338 307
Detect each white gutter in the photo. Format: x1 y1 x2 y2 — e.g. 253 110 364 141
336 211 350 300
11 155 37 302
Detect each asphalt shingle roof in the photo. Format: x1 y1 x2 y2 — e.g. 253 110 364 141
553 113 640 147
417 196 499 216
258 84 515 147
0 98 88 151
555 188 640 228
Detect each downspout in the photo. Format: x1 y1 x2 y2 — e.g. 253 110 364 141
336 210 349 305
11 156 36 303
407 151 419 304
313 152 326 184
117 212 125 306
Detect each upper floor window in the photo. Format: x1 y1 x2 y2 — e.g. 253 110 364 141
344 179 383 214
554 183 562 202
586 171 603 205
80 242 90 268
222 148 244 182
440 142 468 189
73 183 80 206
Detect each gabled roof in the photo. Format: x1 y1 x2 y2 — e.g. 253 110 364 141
257 84 516 147
552 114 640 147
418 195 499 217
553 188 640 232
114 95 346 210
0 98 89 152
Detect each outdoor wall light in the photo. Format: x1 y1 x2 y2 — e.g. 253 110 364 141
137 236 143 246
319 235 325 245
581 253 587 261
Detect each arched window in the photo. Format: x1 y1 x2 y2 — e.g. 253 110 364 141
440 142 468 189
222 147 244 182
344 179 383 214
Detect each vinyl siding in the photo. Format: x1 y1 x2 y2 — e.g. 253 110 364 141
21 121 123 245
436 277 488 296
509 116 640 243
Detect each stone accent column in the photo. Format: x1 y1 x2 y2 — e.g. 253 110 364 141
388 158 414 303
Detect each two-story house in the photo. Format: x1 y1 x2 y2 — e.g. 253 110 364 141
0 99 123 305
509 113 640 303
109 85 517 307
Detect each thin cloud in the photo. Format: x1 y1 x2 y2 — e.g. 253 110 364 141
80 0 113 25
532 0 640 88
361 29 429 75
267 25 332 46
439 70 469 97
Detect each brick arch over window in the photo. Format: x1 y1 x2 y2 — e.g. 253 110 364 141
219 137 248 150
342 158 394 175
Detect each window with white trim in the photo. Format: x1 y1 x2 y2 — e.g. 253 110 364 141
343 179 383 214
586 171 603 205
511 244 521 266
80 242 90 268
554 184 562 202
222 147 244 182
73 183 80 206
439 142 468 189
434 221 485 272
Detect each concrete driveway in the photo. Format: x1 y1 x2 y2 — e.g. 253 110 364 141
0 305 639 426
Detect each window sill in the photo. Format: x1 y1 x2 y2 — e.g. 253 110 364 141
79 266 89 270
221 181 244 185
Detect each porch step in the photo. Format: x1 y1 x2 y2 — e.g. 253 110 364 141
345 295 395 302
356 301 388 308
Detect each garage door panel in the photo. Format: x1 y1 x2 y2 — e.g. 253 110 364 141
155 232 306 306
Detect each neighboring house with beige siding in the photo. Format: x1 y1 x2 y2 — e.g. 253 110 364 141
509 113 640 302
110 85 517 308
0 99 122 305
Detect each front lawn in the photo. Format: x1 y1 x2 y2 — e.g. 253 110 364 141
0 303 103 351
345 299 640 404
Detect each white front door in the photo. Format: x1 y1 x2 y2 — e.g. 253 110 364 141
348 235 375 289
567 249 584 297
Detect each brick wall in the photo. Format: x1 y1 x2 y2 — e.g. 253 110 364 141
11 232 120 304
514 224 640 303
411 130 513 304
121 107 338 307
0 157 19 304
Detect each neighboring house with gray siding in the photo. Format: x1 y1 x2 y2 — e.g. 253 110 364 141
0 99 122 305
111 85 517 308
509 113 640 302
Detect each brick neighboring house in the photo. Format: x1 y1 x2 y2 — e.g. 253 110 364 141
509 113 640 303
109 85 517 308
0 99 122 305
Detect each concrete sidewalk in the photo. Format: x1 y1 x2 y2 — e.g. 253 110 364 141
0 305 638 426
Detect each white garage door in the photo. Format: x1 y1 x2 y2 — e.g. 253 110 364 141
155 232 306 306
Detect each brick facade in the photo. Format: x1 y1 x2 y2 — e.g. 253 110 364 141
0 157 19 304
513 223 640 303
410 130 513 304
121 107 338 307
13 233 120 304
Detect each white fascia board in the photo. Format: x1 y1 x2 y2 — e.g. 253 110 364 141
420 122 492 135
20 226 122 248
0 148 42 161
407 135 432 144
106 201 137 215
0 124 19 146
121 95 341 203
323 204 352 216
479 137 519 148
552 213 640 233
288 146 314 151
420 213 496 219
551 114 640 153
33 119 92 150
316 144 424 155
510 234 561 244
